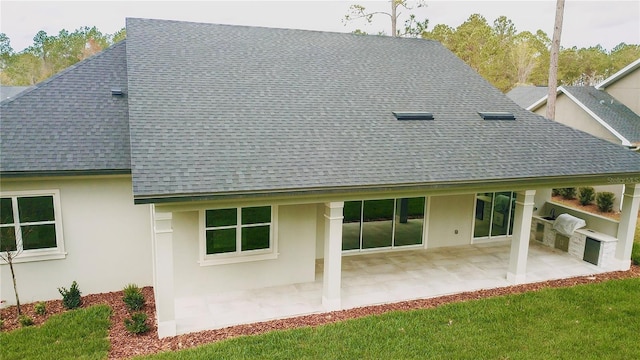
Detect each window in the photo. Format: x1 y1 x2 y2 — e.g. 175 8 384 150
200 206 277 265
474 191 516 239
342 197 425 252
0 190 66 262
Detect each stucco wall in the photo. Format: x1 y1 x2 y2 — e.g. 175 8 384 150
171 203 317 297
534 93 621 144
0 176 153 305
427 194 475 248
605 67 640 115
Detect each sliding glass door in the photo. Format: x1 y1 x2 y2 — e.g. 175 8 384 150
473 191 516 240
343 197 425 251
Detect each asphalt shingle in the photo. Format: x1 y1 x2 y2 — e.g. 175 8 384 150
506 85 548 109
0 41 130 175
563 86 640 143
124 18 640 199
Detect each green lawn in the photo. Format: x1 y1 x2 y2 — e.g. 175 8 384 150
633 220 640 264
139 278 640 359
0 305 111 360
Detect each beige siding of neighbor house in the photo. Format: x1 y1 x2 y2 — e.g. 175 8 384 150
170 203 317 297
533 94 621 145
0 176 153 306
427 194 475 248
605 67 640 115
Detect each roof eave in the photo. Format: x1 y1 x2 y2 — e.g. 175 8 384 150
595 58 640 90
133 172 640 205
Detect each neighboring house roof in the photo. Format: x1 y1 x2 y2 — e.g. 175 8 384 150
563 86 640 144
506 85 548 109
526 86 640 146
0 41 131 176
0 86 32 101
2 18 640 203
596 58 640 90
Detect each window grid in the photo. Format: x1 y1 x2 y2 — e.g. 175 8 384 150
204 207 272 256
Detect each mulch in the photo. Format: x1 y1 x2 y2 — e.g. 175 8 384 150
2 265 640 359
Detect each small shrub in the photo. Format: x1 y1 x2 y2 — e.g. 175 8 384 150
58 281 82 310
123 284 145 312
551 188 561 197
34 301 46 316
578 187 595 206
632 242 640 266
0 318 4 328
560 187 576 200
124 312 149 334
596 192 615 213
18 315 34 327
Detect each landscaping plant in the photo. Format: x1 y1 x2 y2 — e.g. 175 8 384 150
123 283 145 311
596 192 615 212
34 302 46 316
560 187 576 200
58 281 82 310
18 315 34 327
124 312 149 334
578 187 595 206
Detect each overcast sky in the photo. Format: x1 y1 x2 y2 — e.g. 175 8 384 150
1 0 639 52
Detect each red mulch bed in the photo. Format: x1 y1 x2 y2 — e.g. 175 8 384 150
2 265 639 359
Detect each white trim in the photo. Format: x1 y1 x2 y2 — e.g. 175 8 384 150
596 58 640 90
0 189 66 263
198 205 278 266
559 86 632 146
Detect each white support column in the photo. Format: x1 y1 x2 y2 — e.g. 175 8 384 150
322 201 344 310
615 184 640 270
153 208 176 338
507 190 536 284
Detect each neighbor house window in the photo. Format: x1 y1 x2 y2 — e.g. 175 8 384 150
0 190 66 262
199 206 277 265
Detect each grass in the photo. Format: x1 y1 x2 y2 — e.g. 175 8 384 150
139 278 640 359
0 305 111 360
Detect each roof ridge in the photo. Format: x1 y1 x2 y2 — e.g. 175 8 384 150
0 40 127 106
125 17 439 44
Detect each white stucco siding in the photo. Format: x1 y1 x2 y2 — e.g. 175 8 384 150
0 176 153 305
427 194 475 248
171 203 317 297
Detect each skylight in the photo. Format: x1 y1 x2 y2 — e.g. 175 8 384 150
478 112 515 120
393 112 434 121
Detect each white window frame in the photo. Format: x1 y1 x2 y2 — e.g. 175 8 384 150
0 189 66 263
198 205 278 266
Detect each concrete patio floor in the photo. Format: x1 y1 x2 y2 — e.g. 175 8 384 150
174 240 605 335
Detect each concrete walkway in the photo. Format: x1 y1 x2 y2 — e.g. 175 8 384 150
174 240 605 335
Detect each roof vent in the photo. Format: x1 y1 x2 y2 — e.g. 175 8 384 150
393 112 434 121
478 111 515 120
111 87 124 96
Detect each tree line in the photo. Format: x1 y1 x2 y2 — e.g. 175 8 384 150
0 26 125 86
1 11 639 92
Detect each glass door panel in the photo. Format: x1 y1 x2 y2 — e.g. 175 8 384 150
361 199 393 249
394 197 425 246
342 201 362 250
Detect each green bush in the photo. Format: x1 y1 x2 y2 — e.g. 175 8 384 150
632 242 640 266
58 281 82 310
19 315 34 327
0 318 4 328
578 187 595 206
122 284 145 312
34 302 46 316
560 188 577 200
124 312 149 334
551 188 561 197
596 192 615 213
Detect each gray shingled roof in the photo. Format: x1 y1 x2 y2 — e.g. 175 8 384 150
125 18 640 200
0 42 130 175
506 85 548 109
1 86 32 101
563 86 640 144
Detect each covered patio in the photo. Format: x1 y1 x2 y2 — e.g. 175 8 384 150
173 239 605 335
